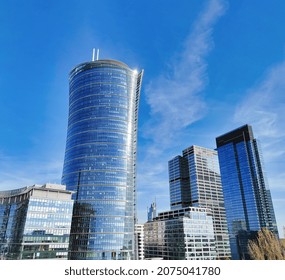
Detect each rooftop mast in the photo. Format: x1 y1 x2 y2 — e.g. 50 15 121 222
96 49 100 60
92 48 96 62
92 48 100 61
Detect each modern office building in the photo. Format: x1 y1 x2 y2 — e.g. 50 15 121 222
216 124 279 259
61 55 143 260
266 190 279 234
134 223 144 260
147 201 157 222
0 184 73 260
144 207 216 260
168 145 231 259
168 156 191 210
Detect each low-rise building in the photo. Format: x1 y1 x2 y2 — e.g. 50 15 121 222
144 207 216 260
0 183 73 259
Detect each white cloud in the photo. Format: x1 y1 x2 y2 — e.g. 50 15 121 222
234 59 285 200
234 60 285 141
137 0 227 221
0 154 63 190
144 0 227 149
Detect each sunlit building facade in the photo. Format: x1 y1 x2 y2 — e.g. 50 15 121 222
216 124 278 259
134 223 144 260
144 207 216 260
61 58 143 259
0 184 73 260
168 146 231 259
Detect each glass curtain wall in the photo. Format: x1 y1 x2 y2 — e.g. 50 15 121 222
216 124 278 259
62 60 143 260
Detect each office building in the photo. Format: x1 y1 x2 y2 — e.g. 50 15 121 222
266 190 279 234
0 184 73 260
144 207 216 260
61 55 143 259
168 145 231 259
216 124 278 259
134 224 144 260
168 156 191 210
147 201 157 222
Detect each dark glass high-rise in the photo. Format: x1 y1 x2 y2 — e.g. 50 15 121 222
216 124 278 259
62 57 143 260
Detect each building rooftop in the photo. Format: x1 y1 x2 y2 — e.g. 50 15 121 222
216 124 254 147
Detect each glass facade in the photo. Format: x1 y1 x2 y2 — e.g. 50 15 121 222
61 59 143 260
147 201 157 222
144 207 216 260
0 184 73 260
216 124 279 259
168 156 191 210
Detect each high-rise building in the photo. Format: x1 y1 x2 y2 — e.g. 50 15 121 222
144 207 216 260
61 57 143 260
168 156 191 210
216 124 278 259
147 201 157 222
0 184 73 260
168 145 231 259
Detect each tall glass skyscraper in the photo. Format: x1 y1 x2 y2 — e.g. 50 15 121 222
62 58 143 260
216 124 278 259
168 145 231 259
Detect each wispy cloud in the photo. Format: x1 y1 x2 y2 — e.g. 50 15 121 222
137 0 227 220
234 59 285 198
144 0 227 149
0 153 63 190
234 60 285 159
234 60 285 139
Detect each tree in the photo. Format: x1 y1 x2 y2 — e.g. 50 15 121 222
248 228 285 260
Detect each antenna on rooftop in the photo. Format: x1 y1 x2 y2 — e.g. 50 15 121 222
92 48 96 62
96 49 100 60
92 48 100 61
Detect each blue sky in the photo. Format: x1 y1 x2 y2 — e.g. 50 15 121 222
0 0 284 236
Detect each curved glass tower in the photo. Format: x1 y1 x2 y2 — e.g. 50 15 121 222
62 59 143 260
